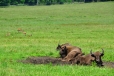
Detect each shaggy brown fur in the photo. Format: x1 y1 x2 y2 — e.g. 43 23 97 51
56 43 82 60
56 43 71 51
91 49 104 66
61 46 82 61
71 49 104 66
71 54 95 65
56 43 72 58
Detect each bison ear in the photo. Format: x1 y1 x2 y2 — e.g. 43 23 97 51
56 44 61 50
64 46 67 49
101 53 104 56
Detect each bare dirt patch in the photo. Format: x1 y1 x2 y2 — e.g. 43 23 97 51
19 56 114 68
103 61 114 68
20 56 71 65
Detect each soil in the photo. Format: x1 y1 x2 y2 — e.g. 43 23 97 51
20 56 71 65
19 56 114 68
103 61 114 68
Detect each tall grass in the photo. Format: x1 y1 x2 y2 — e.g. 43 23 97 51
0 2 114 76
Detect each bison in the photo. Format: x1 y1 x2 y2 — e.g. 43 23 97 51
90 49 104 66
56 43 71 58
59 46 68 58
56 43 71 51
71 49 104 67
56 43 82 60
60 45 82 62
71 53 95 65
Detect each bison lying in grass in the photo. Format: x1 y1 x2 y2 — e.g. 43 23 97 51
71 53 95 65
61 46 83 62
56 43 104 67
56 43 71 58
90 49 104 66
56 43 82 61
71 49 104 67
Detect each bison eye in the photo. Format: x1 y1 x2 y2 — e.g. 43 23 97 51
91 54 95 57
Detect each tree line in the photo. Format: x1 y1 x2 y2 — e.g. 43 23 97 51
0 0 114 6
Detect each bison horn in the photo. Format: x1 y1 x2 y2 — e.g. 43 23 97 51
101 48 104 54
90 49 95 57
90 49 93 54
58 41 60 45
58 44 61 48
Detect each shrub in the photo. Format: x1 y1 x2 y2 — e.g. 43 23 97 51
28 0 36 5
10 0 18 5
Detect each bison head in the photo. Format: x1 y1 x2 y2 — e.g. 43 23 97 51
59 46 68 58
56 43 70 51
90 49 104 67
56 44 61 51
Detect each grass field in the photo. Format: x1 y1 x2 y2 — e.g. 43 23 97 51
0 2 114 76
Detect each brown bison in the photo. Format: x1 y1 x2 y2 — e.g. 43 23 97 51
72 49 104 66
56 43 71 58
61 45 82 61
59 46 68 58
71 53 95 65
56 43 71 51
56 43 82 60
90 49 104 66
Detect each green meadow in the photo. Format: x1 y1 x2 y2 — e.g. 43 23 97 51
0 2 114 76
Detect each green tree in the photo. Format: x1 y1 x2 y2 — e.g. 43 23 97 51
0 0 10 6
17 0 25 4
28 0 36 5
10 0 18 5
